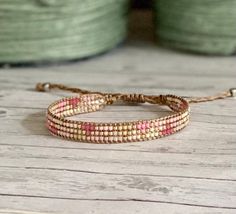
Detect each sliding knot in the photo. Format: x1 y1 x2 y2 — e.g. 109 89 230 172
122 94 146 103
104 94 119 105
157 95 167 105
149 95 167 105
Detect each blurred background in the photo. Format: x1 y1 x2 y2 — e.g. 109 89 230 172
1 0 235 65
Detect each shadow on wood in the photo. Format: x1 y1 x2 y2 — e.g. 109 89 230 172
21 110 49 136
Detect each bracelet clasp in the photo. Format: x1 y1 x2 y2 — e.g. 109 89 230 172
229 88 236 97
36 82 51 92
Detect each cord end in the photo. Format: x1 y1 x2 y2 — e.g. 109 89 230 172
229 88 236 97
35 82 50 92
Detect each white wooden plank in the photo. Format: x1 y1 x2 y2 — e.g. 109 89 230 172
0 210 47 214
1 143 236 179
0 167 235 208
0 69 235 97
1 196 236 214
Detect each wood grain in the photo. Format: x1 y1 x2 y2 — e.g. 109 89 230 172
0 10 236 214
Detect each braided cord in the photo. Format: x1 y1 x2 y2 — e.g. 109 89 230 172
186 91 232 103
36 83 168 105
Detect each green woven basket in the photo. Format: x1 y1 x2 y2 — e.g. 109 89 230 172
154 0 236 55
0 0 129 64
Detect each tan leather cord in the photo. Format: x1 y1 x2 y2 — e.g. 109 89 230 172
186 90 233 103
36 82 235 104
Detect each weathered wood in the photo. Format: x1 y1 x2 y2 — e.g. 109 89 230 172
0 210 47 214
1 198 236 214
0 167 236 208
0 10 236 214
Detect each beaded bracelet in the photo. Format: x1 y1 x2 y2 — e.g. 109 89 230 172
36 83 235 144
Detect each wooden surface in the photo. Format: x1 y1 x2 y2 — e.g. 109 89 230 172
0 11 236 214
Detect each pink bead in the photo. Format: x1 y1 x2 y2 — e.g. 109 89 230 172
85 124 90 131
141 123 146 130
69 98 80 107
50 125 57 134
162 130 167 135
137 124 142 130
90 125 95 131
69 99 73 105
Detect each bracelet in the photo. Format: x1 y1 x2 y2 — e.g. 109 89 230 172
46 94 190 143
36 83 234 144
